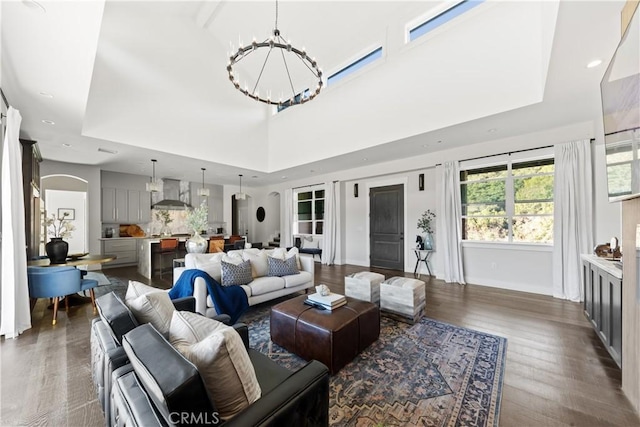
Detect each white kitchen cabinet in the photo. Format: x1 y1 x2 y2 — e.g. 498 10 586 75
102 188 127 223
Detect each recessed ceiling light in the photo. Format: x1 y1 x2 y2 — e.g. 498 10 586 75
310 169 315 173
39 92 53 98
281 176 287 179
487 128 497 133
422 144 428 148
586 59 602 68
41 119 55 125
251 175 258 178
362 158 368 161
437 140 443 144
62 143 71 148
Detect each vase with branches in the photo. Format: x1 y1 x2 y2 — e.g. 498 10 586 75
44 212 75 263
155 209 173 236
417 209 436 250
185 201 209 253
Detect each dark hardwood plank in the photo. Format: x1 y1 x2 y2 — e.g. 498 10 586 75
1 263 638 427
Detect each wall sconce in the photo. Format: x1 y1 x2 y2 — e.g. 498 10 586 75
354 183 359 198
418 173 424 191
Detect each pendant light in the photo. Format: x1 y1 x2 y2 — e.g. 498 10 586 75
235 174 246 200
146 159 162 193
197 168 210 197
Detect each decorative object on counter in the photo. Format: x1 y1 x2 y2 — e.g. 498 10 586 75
155 209 172 237
44 211 75 264
594 236 622 259
417 209 436 250
105 227 113 238
185 201 209 253
146 159 162 193
119 224 145 237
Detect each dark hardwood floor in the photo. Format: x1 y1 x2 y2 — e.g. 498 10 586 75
1 263 638 426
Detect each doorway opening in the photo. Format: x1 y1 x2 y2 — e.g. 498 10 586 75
369 184 404 270
41 175 88 255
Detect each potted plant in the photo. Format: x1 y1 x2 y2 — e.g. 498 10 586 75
416 209 436 250
155 209 173 237
185 201 209 253
44 211 75 263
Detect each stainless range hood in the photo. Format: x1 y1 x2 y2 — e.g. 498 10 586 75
151 178 192 210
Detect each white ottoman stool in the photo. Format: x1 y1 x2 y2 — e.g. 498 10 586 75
345 271 385 304
380 277 426 324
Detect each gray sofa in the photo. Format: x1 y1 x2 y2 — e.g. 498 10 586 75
173 248 314 318
92 291 329 426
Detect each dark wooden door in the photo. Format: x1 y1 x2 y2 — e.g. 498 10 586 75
369 184 404 270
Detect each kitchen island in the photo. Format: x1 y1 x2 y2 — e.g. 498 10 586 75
137 235 227 279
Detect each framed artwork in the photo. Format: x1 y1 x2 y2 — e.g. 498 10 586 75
58 208 75 220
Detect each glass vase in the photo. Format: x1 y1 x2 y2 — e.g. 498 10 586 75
424 233 433 250
186 232 207 254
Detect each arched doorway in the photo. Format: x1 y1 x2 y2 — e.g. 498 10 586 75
40 175 88 255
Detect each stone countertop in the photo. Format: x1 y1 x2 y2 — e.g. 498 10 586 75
581 254 622 279
99 234 227 241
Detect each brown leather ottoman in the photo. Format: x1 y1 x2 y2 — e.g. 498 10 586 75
270 295 380 374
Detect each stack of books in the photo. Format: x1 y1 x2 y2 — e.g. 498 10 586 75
305 292 347 311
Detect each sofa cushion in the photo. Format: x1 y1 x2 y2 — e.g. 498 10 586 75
242 250 269 278
267 256 299 277
169 311 261 420
192 253 225 282
283 271 313 288
270 247 302 270
125 280 163 300
301 237 319 249
248 276 285 296
221 260 253 286
96 292 139 345
126 290 175 337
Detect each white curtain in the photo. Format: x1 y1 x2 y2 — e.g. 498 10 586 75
552 139 593 301
1 107 31 338
282 188 294 248
436 161 466 284
322 182 338 265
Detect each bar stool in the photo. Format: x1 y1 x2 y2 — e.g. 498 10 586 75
208 237 224 253
156 238 179 279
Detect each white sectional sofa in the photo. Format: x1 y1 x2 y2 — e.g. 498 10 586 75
173 248 314 317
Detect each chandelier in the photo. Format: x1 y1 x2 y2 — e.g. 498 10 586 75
226 0 323 107
235 174 246 200
146 159 162 193
197 167 210 197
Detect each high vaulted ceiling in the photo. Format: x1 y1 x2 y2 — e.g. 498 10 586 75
1 0 627 186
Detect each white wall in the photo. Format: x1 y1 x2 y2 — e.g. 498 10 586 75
44 189 86 254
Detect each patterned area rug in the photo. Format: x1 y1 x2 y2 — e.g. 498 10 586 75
241 306 507 427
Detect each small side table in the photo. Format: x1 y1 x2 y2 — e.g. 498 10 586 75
412 248 433 277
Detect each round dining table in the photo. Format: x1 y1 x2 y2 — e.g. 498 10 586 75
27 254 117 267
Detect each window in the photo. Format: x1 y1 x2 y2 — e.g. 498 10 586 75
295 187 325 235
276 89 310 113
460 157 554 243
327 47 383 86
408 0 484 42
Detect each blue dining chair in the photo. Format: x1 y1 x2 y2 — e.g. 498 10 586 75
27 266 99 325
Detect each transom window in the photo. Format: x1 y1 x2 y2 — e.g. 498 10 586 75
327 47 383 86
460 157 554 243
408 0 485 42
294 187 325 235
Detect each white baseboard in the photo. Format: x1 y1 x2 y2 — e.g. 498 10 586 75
460 275 553 296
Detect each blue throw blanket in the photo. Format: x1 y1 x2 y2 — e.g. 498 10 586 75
169 269 249 324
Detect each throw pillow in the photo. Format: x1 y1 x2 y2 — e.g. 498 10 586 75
242 250 269 278
221 259 253 286
125 280 162 302
170 311 261 420
125 290 175 337
270 247 302 270
267 256 299 277
301 238 319 249
193 253 225 282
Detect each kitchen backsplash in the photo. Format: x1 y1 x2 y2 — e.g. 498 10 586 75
103 209 225 237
